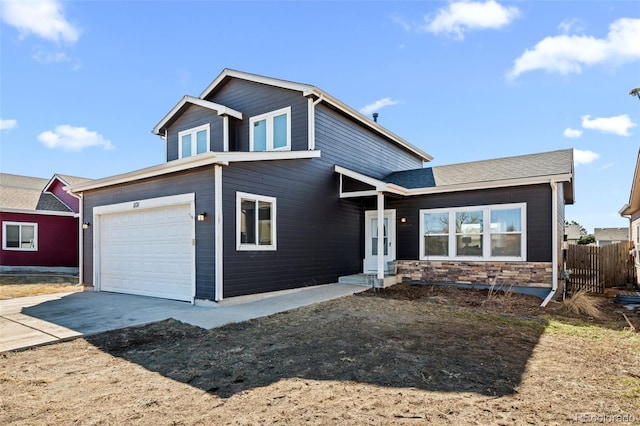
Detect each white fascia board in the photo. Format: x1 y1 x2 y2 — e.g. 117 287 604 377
217 150 320 163
152 95 242 135
402 173 575 197
309 89 433 163
335 165 573 200
334 165 389 192
70 152 222 192
199 68 315 100
69 151 322 193
0 208 76 217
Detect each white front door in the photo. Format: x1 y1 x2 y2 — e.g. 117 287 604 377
364 210 396 273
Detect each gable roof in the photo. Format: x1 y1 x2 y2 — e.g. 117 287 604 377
337 149 575 203
0 173 89 213
619 149 640 217
152 95 243 135
161 68 433 162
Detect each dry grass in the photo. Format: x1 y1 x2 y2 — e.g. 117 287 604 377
563 289 604 319
0 284 82 300
0 274 80 299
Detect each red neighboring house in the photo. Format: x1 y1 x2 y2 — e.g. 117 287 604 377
0 173 90 272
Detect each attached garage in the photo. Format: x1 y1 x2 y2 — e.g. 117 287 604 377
93 193 196 302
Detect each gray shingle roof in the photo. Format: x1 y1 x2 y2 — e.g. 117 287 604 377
0 173 89 212
384 149 574 189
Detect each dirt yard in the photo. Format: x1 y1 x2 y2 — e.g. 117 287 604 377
1 284 639 425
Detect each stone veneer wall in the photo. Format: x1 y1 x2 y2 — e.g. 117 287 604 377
397 260 553 288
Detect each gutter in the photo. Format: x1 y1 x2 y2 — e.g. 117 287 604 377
541 180 559 307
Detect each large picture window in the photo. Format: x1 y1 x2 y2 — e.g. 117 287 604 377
2 222 38 251
178 124 209 158
236 192 277 251
420 203 526 261
249 107 291 152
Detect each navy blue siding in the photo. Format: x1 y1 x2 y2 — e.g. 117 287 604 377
81 167 216 300
207 79 309 152
222 160 362 297
166 105 225 161
380 184 553 262
316 105 423 179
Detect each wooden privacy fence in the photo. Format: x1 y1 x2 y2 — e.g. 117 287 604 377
566 241 636 294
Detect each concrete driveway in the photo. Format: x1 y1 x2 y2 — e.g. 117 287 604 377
0 283 366 352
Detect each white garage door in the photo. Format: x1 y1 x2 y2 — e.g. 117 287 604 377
98 203 194 302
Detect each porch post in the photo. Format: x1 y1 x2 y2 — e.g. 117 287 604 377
377 192 385 280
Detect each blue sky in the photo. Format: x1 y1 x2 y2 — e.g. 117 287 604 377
1 0 639 234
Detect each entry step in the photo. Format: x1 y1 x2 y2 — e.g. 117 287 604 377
338 273 400 288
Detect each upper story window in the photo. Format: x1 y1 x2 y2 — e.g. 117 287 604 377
249 107 291 152
420 203 526 261
178 124 210 158
3 222 38 251
236 192 277 251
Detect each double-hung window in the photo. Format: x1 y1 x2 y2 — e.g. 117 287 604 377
236 192 277 251
178 124 209 158
249 107 291 152
2 222 37 251
420 203 526 261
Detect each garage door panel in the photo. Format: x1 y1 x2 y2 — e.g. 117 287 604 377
98 203 194 301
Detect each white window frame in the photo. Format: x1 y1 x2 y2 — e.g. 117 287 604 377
236 191 277 251
2 221 38 251
178 123 210 159
419 203 526 261
249 106 291 152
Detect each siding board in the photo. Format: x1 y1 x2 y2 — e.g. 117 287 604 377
82 167 216 300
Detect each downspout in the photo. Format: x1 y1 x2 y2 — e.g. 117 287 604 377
541 180 559 307
308 94 324 150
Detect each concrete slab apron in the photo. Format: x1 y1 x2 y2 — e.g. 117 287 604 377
0 284 366 352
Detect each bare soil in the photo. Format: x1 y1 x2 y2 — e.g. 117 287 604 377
0 274 81 299
1 283 639 425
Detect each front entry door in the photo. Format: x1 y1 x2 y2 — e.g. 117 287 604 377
364 210 396 273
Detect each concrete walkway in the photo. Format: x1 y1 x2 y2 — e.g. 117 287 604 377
0 284 367 352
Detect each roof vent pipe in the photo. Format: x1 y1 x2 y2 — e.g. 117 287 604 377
372 112 378 123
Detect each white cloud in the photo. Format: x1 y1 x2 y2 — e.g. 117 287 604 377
573 149 599 166
1 0 79 43
507 18 640 79
391 15 412 32
360 98 400 116
581 114 636 136
558 18 585 35
33 48 69 64
423 0 521 40
563 128 583 139
38 125 114 151
0 119 18 130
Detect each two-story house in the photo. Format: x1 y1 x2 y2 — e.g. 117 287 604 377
69 69 574 306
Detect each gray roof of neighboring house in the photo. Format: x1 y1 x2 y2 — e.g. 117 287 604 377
0 173 89 212
383 149 574 202
594 227 629 241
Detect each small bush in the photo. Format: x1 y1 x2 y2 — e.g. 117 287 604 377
563 289 603 319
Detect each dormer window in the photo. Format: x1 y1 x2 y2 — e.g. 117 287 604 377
249 107 291 152
178 124 210 158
